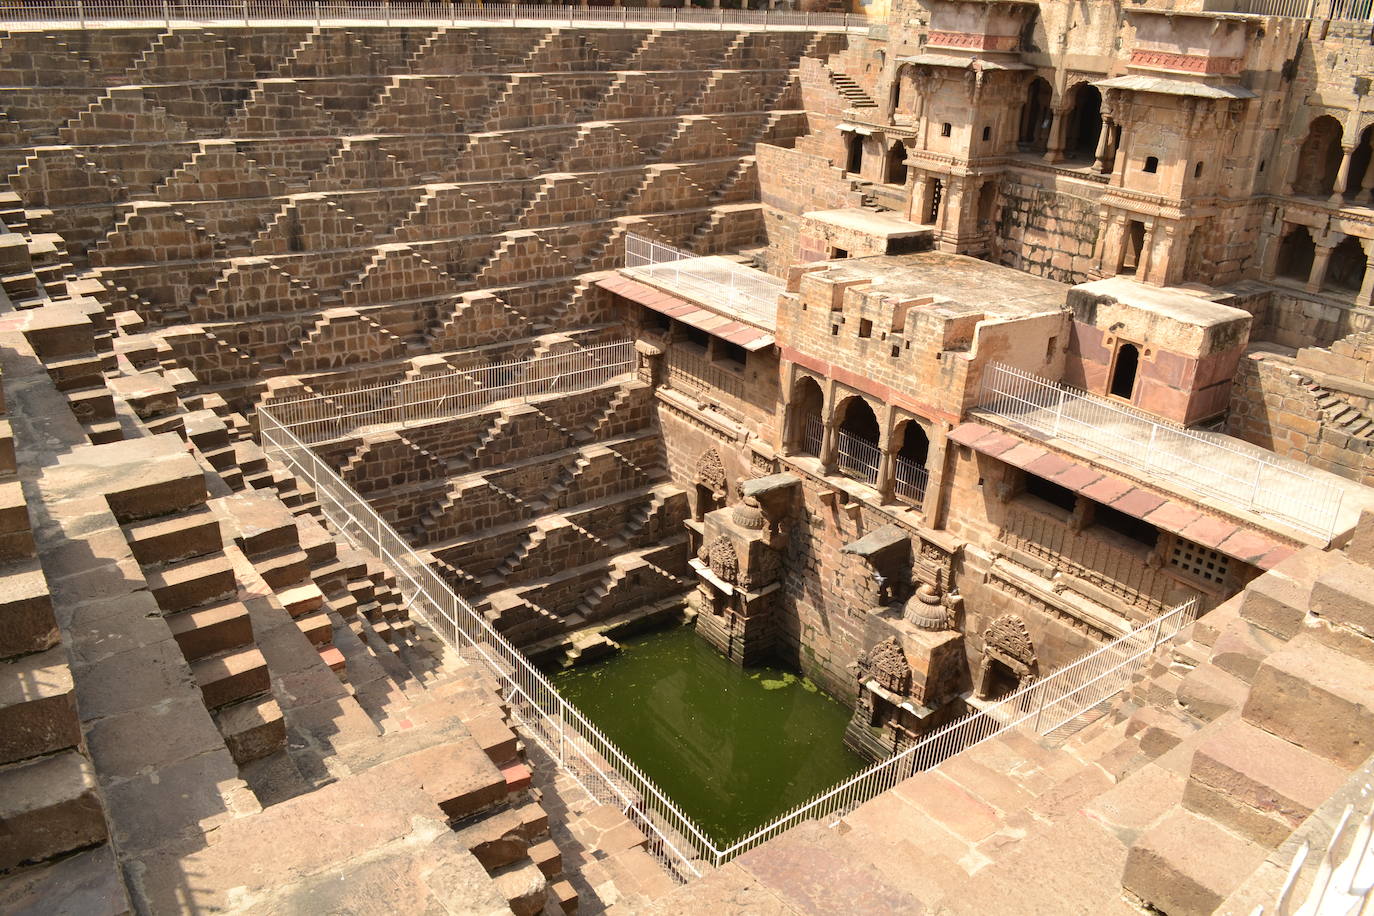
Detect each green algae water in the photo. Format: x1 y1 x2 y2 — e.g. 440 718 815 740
552 626 866 843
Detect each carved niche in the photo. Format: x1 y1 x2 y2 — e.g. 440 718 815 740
706 535 739 584
696 448 728 497
983 614 1037 674
859 637 913 695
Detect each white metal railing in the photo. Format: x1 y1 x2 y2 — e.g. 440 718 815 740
0 0 864 30
1202 0 1374 19
892 454 928 509
259 375 1204 874
835 427 880 486
976 362 1345 541
711 596 1200 860
268 339 634 445
624 233 784 330
257 405 715 879
1256 787 1374 915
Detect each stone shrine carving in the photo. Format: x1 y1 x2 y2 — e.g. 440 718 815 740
705 535 739 584
983 614 1037 670
859 637 913 695
696 447 727 497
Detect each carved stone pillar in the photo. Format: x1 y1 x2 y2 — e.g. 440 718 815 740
1093 118 1114 174
1331 146 1357 202
819 419 838 473
1359 160 1374 204
1044 107 1068 164
1359 238 1374 308
1308 237 1339 293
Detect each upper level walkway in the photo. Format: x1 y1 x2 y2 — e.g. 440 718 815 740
0 1 866 31
973 362 1374 543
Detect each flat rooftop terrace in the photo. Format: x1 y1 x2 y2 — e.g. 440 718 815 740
806 251 1071 320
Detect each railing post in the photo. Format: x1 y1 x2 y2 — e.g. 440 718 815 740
78 0 86 26
242 0 248 26
384 0 390 24
1051 385 1065 438
163 0 170 24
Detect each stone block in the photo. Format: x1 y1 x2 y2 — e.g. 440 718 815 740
1176 663 1248 723
455 806 530 871
191 646 270 710
0 647 79 765
1243 633 1374 767
1310 555 1374 638
214 695 286 765
0 750 107 872
122 505 222 566
1238 571 1307 640
145 553 237 614
1183 717 1349 848
1122 809 1266 916
0 560 58 660
373 741 507 822
165 599 254 662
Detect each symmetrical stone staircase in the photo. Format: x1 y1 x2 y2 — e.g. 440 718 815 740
0 24 834 413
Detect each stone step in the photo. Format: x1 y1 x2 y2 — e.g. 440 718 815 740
1242 632 1374 768
1176 662 1249 723
0 481 35 564
213 694 287 766
1124 704 1198 758
145 552 237 614
218 490 300 558
455 804 533 871
529 838 561 878
255 548 311 590
0 750 108 872
491 858 547 916
0 647 79 766
1182 715 1350 849
165 598 254 663
294 610 333 648
190 645 270 711
1238 569 1307 640
1122 809 1267 916
277 582 324 618
0 843 130 915
1209 616 1287 684
551 878 578 914
0 559 57 660
1310 554 1374 637
378 740 509 823
121 505 222 567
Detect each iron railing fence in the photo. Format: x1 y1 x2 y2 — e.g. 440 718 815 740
260 390 1202 870
1202 0 1374 19
624 233 784 330
0 0 864 29
257 406 716 879
802 413 823 456
711 596 1200 859
268 339 635 445
976 363 1345 541
835 427 880 486
892 454 928 509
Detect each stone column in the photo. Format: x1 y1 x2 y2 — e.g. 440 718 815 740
1043 107 1067 164
819 420 838 472
1358 238 1374 307
875 405 897 503
1093 117 1114 174
1330 146 1357 203
1110 126 1128 186
1307 236 1339 293
1357 160 1374 204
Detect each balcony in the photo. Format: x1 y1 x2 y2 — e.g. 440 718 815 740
974 363 1365 541
624 234 783 332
